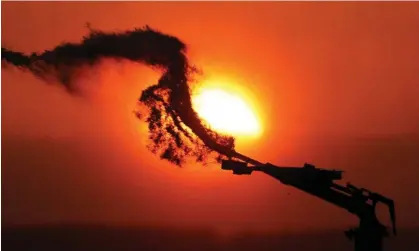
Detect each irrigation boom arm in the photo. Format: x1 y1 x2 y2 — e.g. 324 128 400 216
220 157 396 251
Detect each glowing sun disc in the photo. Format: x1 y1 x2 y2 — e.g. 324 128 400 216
192 89 261 136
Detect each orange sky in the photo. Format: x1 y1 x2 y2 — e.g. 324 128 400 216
2 2 419 233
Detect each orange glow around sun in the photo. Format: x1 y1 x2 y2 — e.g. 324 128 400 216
192 83 262 137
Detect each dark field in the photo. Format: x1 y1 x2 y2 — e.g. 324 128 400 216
2 225 418 251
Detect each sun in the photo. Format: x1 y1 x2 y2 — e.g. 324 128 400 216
192 88 261 136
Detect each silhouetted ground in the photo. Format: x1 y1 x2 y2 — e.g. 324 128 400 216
2 225 418 251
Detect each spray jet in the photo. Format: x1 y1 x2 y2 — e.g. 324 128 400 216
1 26 235 166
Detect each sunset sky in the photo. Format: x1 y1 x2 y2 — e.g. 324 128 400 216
2 2 419 233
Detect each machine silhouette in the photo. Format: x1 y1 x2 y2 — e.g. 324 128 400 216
220 153 396 251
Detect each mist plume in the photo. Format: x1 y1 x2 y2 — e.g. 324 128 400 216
1 26 235 166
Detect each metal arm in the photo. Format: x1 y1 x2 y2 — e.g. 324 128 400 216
220 159 396 251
